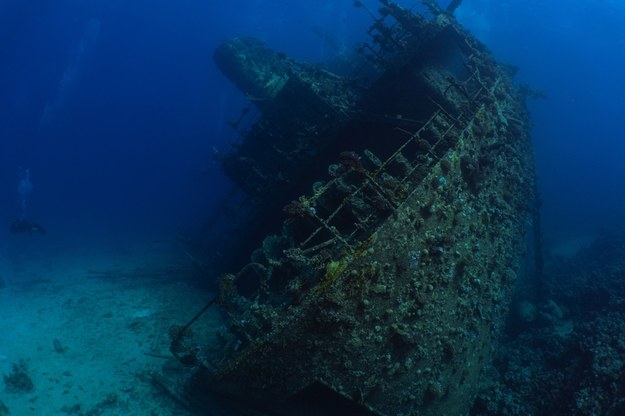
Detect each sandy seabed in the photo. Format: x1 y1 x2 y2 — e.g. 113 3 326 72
0 237 217 416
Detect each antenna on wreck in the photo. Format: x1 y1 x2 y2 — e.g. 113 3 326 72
446 0 464 15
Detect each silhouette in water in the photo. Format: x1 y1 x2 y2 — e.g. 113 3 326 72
13 168 46 235
10 219 46 235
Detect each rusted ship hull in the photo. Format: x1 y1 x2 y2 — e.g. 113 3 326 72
169 2 536 415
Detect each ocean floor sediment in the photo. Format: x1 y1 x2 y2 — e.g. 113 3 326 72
0 240 217 416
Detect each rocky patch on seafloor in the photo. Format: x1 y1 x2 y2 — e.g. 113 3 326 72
3 359 35 394
471 231 625 415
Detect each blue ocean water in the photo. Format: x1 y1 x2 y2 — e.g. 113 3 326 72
2 0 623 251
0 1 373 250
453 0 625 245
1 0 625 414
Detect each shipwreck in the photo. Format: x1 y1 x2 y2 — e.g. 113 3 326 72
158 1 537 415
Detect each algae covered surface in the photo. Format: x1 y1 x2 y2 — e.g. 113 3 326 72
162 2 538 415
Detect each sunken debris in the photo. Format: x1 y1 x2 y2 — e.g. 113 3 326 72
474 231 625 415
161 1 537 415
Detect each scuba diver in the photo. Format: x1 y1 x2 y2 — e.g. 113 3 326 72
10 219 47 235
10 168 47 235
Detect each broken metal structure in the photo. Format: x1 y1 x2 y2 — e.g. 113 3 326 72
162 1 537 415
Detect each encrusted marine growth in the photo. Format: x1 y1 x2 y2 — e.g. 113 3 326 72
164 2 537 415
